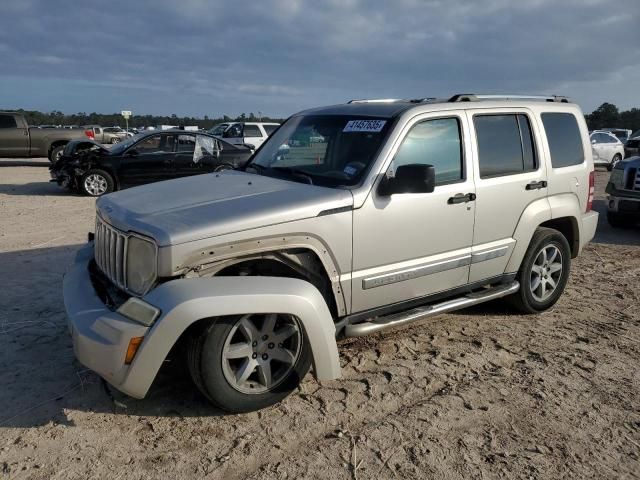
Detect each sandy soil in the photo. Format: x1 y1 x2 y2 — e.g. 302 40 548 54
0 160 638 479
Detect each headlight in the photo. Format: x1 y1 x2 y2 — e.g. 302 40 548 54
609 169 624 189
126 235 157 295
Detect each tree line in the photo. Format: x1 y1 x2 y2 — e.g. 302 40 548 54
584 103 640 132
4 109 285 130
5 103 640 132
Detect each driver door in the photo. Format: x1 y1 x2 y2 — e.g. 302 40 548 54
119 134 176 186
351 112 476 313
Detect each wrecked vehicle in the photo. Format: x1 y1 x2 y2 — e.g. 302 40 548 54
50 131 253 196
63 94 598 413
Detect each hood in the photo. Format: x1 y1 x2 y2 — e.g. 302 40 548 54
96 171 354 246
618 156 640 169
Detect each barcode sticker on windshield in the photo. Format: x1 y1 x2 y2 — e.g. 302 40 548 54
343 120 386 133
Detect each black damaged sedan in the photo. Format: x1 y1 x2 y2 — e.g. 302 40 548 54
50 130 253 196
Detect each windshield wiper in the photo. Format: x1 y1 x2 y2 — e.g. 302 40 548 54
270 166 315 185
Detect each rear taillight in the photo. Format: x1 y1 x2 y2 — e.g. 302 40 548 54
84 129 94 139
586 170 595 212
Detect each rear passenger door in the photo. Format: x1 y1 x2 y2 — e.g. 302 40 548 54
0 114 29 156
242 124 264 148
466 109 547 283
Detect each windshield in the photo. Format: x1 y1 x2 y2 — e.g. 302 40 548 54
248 114 393 187
108 135 137 154
209 123 230 136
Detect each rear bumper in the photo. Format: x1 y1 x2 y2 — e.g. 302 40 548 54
63 244 149 397
580 211 598 250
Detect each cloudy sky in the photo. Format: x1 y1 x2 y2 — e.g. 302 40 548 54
1 0 639 118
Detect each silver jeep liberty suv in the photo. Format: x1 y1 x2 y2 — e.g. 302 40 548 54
63 94 598 412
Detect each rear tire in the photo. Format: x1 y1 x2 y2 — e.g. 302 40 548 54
508 227 571 314
80 169 114 197
607 212 626 228
111 137 120 144
607 154 622 171
186 314 312 413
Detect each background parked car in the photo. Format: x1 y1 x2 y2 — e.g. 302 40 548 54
50 130 253 196
83 125 129 144
590 131 625 170
600 128 632 144
211 122 279 149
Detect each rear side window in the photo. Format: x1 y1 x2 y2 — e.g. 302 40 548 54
394 117 464 185
474 114 537 178
263 124 278 135
0 115 18 128
244 125 262 137
541 113 584 168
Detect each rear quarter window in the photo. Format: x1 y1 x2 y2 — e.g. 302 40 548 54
541 113 585 168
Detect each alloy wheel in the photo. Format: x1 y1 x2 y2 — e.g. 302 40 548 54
221 314 302 394
530 244 563 302
84 174 108 196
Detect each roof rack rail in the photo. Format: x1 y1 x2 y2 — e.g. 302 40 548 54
448 94 570 103
347 98 405 104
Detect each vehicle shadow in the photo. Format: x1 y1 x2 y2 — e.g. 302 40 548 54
0 182 76 197
0 159 50 167
591 199 640 246
0 244 225 429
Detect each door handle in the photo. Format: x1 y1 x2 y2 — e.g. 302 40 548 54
525 180 547 190
448 193 476 204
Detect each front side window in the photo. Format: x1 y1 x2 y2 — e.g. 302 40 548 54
249 114 393 187
474 114 537 178
541 112 584 168
0 115 17 129
393 117 463 185
209 124 229 136
134 134 175 154
244 125 262 137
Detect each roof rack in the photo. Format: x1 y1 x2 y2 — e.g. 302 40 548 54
347 98 405 104
448 94 570 103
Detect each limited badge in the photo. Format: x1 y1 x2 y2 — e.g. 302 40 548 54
343 120 386 133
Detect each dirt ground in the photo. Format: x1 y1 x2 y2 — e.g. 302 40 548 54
0 159 638 479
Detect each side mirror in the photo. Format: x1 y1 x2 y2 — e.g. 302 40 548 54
591 138 597 145
126 148 138 156
378 164 435 196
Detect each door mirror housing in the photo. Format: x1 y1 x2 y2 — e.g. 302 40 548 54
378 164 436 196
126 148 139 156
591 138 596 144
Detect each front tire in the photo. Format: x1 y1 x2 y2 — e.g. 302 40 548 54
508 227 571 313
187 314 312 413
49 145 64 163
111 137 120 144
80 169 114 196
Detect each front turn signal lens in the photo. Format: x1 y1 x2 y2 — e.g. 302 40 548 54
125 336 144 365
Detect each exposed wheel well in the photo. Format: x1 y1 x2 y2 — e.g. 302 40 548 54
48 140 68 155
208 249 339 319
539 217 579 257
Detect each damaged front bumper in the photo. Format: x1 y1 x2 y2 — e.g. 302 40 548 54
63 244 150 398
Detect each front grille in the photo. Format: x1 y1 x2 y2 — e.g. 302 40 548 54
94 216 127 290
